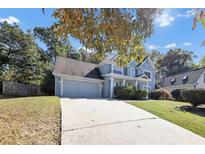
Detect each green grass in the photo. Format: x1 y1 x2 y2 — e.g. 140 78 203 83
129 100 205 138
0 96 61 145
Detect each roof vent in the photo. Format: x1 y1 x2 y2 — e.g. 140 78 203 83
171 78 176 85
183 75 188 84
183 75 188 80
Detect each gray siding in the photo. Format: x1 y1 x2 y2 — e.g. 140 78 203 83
99 64 111 75
139 59 156 91
129 60 138 68
127 60 139 76
102 77 110 98
55 76 61 96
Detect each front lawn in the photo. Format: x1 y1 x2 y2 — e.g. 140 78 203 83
0 96 61 145
129 100 205 138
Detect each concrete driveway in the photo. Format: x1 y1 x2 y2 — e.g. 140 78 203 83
61 98 205 144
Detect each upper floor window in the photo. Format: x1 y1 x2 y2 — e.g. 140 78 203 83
130 67 135 77
144 71 151 79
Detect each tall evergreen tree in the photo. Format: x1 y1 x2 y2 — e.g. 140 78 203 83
0 22 47 86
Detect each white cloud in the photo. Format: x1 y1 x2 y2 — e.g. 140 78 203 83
164 43 176 48
147 45 159 50
156 12 175 27
183 42 192 46
0 16 20 24
177 9 195 18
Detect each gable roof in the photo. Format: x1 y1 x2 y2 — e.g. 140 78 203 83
136 56 157 71
53 56 103 80
136 56 149 67
111 54 118 60
137 74 150 79
160 67 205 87
108 54 157 70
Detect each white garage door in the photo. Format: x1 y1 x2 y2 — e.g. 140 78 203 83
62 79 101 98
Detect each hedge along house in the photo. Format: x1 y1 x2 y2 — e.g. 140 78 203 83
53 56 157 98
159 67 205 92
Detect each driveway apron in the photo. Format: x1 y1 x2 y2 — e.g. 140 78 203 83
61 98 205 144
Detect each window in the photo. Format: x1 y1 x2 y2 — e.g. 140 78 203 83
144 71 151 79
130 67 135 77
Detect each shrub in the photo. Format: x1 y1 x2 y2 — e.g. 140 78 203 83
171 89 184 101
0 81 2 94
182 90 205 107
150 89 172 100
114 86 147 100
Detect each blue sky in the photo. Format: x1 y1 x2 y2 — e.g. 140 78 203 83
0 8 204 63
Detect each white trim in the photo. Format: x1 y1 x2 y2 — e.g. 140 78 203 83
99 82 102 97
61 77 63 97
123 79 126 86
54 76 57 96
111 54 119 60
135 80 138 88
101 73 151 82
146 82 149 99
53 73 104 83
137 74 150 80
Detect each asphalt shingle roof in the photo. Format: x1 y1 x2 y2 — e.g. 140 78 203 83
53 56 103 80
160 67 205 87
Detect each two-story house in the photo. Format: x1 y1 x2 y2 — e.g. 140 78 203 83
53 55 157 98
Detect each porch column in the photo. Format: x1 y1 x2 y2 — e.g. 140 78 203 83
110 77 114 98
146 82 149 92
122 79 126 87
146 82 149 99
135 80 138 88
99 82 102 97
61 77 63 97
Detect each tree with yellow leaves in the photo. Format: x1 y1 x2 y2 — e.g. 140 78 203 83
51 9 161 66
